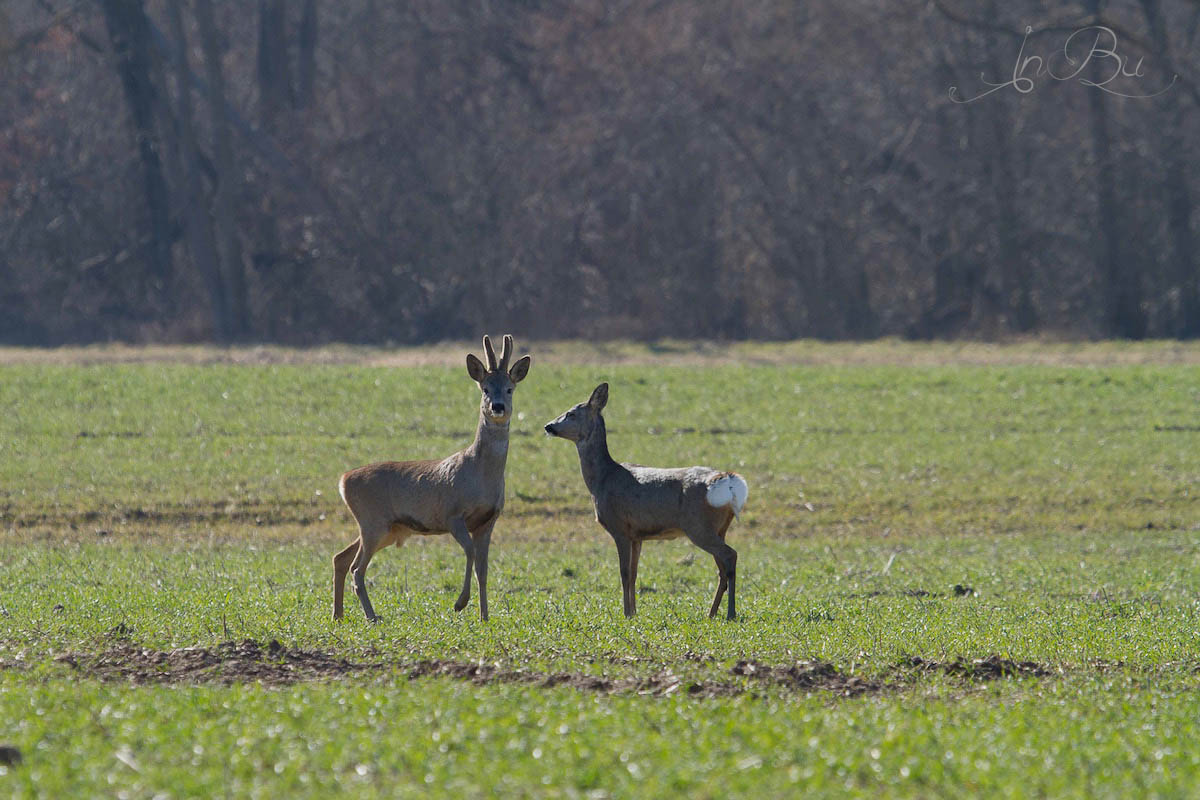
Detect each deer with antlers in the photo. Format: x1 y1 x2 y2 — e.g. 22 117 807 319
545 383 748 620
332 335 531 622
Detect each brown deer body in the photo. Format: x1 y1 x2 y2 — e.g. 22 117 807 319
545 383 748 620
333 335 531 622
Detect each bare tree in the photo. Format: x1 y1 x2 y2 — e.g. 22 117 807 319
1141 0 1198 337
194 0 249 339
296 0 317 109
163 0 230 339
257 0 291 126
1083 0 1146 338
1 0 1197 343
98 0 172 294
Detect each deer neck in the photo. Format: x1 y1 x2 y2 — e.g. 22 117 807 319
467 410 510 468
576 414 619 495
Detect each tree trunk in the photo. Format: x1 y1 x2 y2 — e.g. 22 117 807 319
99 0 173 294
195 0 250 339
1142 0 1198 338
296 0 318 109
255 0 293 324
981 7 1035 333
1087 0 1144 338
819 219 876 339
164 0 231 340
257 0 292 127
947 25 1004 332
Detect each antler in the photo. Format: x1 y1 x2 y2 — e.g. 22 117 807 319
482 336 498 372
498 335 514 372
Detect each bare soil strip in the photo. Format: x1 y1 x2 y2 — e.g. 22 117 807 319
1 501 593 534
43 638 1056 697
52 639 367 689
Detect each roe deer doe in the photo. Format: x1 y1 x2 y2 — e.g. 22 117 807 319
333 335 531 622
545 383 748 620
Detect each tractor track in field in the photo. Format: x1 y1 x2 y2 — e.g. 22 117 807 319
41 637 1053 698
1 502 594 532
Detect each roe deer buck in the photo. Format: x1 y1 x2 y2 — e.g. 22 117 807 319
333 335 531 622
545 383 748 620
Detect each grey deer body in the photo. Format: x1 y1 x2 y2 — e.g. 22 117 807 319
333 335 531 622
545 383 748 620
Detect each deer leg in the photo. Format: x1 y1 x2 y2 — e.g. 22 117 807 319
332 538 360 621
449 518 475 613
707 556 729 619
706 518 734 619
721 545 738 620
472 519 495 622
694 539 737 621
611 533 634 618
350 532 385 622
628 539 642 617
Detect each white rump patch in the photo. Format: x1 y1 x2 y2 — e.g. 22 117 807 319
706 473 748 518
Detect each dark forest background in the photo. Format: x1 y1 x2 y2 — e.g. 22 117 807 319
1 0 1198 345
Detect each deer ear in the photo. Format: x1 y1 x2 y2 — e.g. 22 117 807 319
466 353 488 382
508 355 531 384
588 382 609 411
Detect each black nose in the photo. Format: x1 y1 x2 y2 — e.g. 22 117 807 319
544 423 554 434
491 402 506 414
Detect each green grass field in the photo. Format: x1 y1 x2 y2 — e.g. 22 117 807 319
1 341 1198 797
